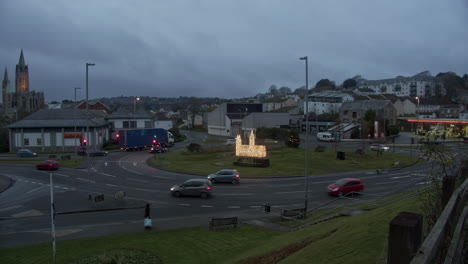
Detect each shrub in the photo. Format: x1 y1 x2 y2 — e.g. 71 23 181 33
187 143 202 152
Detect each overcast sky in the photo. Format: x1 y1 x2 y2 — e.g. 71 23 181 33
1 0 467 102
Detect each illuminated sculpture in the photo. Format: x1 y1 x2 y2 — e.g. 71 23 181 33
234 131 269 167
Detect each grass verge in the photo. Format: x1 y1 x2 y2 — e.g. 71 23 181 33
148 147 418 176
0 190 426 264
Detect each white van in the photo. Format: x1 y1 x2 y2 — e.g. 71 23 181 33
317 132 335 142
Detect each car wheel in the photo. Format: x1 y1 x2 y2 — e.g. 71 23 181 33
231 180 238 185
200 192 208 199
210 179 216 184
174 191 181 197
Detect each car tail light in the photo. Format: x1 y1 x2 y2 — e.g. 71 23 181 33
206 186 212 190
235 175 239 178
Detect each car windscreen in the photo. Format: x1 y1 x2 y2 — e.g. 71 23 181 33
335 179 347 186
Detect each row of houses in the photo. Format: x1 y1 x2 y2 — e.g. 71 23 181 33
7 91 467 152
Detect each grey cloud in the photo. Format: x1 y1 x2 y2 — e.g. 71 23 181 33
1 0 467 102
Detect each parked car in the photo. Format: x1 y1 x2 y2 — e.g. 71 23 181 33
207 169 240 184
327 178 364 196
170 179 213 198
16 149 37 157
369 143 390 152
36 160 59 170
225 138 236 145
89 150 108 157
149 143 167 153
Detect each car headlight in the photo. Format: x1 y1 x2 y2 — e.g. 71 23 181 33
331 188 339 191
170 188 175 191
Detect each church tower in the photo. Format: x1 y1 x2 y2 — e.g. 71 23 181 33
2 67 10 106
15 49 29 93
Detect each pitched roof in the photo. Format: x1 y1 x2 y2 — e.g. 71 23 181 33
8 109 108 128
341 100 392 110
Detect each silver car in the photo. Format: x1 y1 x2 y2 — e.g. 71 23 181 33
207 169 240 184
170 179 213 198
370 144 390 152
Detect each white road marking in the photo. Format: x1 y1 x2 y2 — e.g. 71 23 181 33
227 206 240 208
178 204 190 206
133 162 137 166
250 205 262 208
375 181 400 185
134 188 162 193
149 175 176 180
100 173 116 178
126 178 148 183
274 190 304 194
417 181 432 185
55 173 70 178
0 204 24 212
106 184 119 187
26 185 45 194
264 183 301 188
215 193 254 196
76 178 95 183
201 205 213 208
390 175 411 179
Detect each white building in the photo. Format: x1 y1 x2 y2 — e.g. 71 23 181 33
354 71 445 98
8 109 110 152
303 91 354 115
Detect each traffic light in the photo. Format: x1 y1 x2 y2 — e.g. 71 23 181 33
116 134 120 139
83 139 87 146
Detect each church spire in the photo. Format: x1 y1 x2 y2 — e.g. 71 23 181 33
18 49 25 66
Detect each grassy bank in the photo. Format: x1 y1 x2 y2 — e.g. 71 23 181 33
0 190 426 264
148 147 418 176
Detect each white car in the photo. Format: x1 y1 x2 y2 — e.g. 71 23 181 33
225 138 236 145
370 144 390 152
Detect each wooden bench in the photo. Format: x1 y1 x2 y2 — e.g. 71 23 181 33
281 208 306 221
209 217 238 230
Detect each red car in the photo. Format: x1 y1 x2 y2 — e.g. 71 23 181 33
36 160 59 170
327 178 364 196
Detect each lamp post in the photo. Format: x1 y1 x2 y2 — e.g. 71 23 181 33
416 96 420 135
134 97 140 113
74 87 81 156
299 56 309 211
86 63 95 199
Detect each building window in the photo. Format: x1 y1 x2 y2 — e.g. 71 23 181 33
123 121 129 128
130 121 137 128
24 138 29 146
145 121 152 128
344 110 349 115
352 112 357 118
37 138 42 145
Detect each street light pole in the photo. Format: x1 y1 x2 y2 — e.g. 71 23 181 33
74 87 81 156
300 56 309 211
416 97 420 135
134 97 140 113
86 63 95 199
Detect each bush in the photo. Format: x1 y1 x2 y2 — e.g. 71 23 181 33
315 145 326 152
187 143 202 152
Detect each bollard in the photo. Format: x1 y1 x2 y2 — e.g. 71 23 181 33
264 204 271 213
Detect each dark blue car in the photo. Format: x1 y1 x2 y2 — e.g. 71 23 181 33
16 149 37 157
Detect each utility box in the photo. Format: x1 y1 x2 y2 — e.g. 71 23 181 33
336 151 345 160
387 211 422 264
